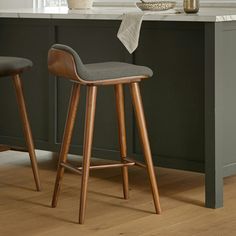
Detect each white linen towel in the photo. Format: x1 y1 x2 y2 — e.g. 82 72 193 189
117 9 177 54
117 12 145 54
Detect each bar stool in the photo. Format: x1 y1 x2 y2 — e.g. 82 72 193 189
0 57 41 191
48 44 161 224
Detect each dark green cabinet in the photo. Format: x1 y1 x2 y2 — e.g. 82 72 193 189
1 18 236 209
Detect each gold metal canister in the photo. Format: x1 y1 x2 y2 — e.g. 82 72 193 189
183 0 199 13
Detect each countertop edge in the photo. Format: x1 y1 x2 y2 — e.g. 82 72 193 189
1 7 236 22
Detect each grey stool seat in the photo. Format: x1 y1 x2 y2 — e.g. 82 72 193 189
84 62 153 81
49 44 153 85
0 57 33 77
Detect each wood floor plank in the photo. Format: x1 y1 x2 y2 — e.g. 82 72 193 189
0 150 236 236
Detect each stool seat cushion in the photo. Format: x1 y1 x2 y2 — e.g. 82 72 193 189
84 62 153 81
51 44 153 82
0 57 33 77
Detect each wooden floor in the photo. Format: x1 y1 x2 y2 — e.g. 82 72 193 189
1 150 236 236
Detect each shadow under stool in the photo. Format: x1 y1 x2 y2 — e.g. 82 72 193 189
48 44 161 224
0 57 41 191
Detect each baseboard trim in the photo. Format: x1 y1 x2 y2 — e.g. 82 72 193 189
223 162 236 177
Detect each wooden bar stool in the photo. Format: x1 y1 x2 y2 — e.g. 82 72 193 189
0 57 41 191
48 44 161 224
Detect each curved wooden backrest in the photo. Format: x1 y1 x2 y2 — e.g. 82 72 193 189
48 48 82 83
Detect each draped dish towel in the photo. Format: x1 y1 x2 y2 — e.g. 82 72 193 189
117 9 177 54
117 12 145 54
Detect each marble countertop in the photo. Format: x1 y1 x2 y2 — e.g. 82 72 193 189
1 7 236 22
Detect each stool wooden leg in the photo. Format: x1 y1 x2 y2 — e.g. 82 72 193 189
115 84 129 199
79 85 97 224
52 83 81 207
12 74 41 191
130 82 161 214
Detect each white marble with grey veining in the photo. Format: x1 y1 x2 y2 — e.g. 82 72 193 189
1 7 236 22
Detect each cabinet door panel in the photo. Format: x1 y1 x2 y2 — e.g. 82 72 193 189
0 20 51 144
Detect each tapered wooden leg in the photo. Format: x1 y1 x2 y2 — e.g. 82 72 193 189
51 83 81 207
115 84 129 199
130 82 161 214
79 85 97 224
12 74 41 191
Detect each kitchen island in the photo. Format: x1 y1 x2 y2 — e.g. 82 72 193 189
1 6 236 209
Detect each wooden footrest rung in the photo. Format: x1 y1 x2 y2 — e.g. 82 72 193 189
124 157 146 168
60 160 136 174
60 162 82 174
60 157 146 174
80 162 135 170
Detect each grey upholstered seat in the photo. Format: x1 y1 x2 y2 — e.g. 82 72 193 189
84 62 153 81
52 44 153 81
0 57 33 77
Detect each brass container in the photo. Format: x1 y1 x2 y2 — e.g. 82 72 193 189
183 0 199 13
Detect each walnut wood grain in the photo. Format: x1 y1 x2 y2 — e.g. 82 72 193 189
115 84 129 199
52 83 81 207
12 74 41 191
130 82 161 214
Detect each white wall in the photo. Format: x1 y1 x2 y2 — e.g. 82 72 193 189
0 0 33 9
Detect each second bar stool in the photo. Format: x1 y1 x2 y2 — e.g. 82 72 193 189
0 56 41 191
48 44 161 224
